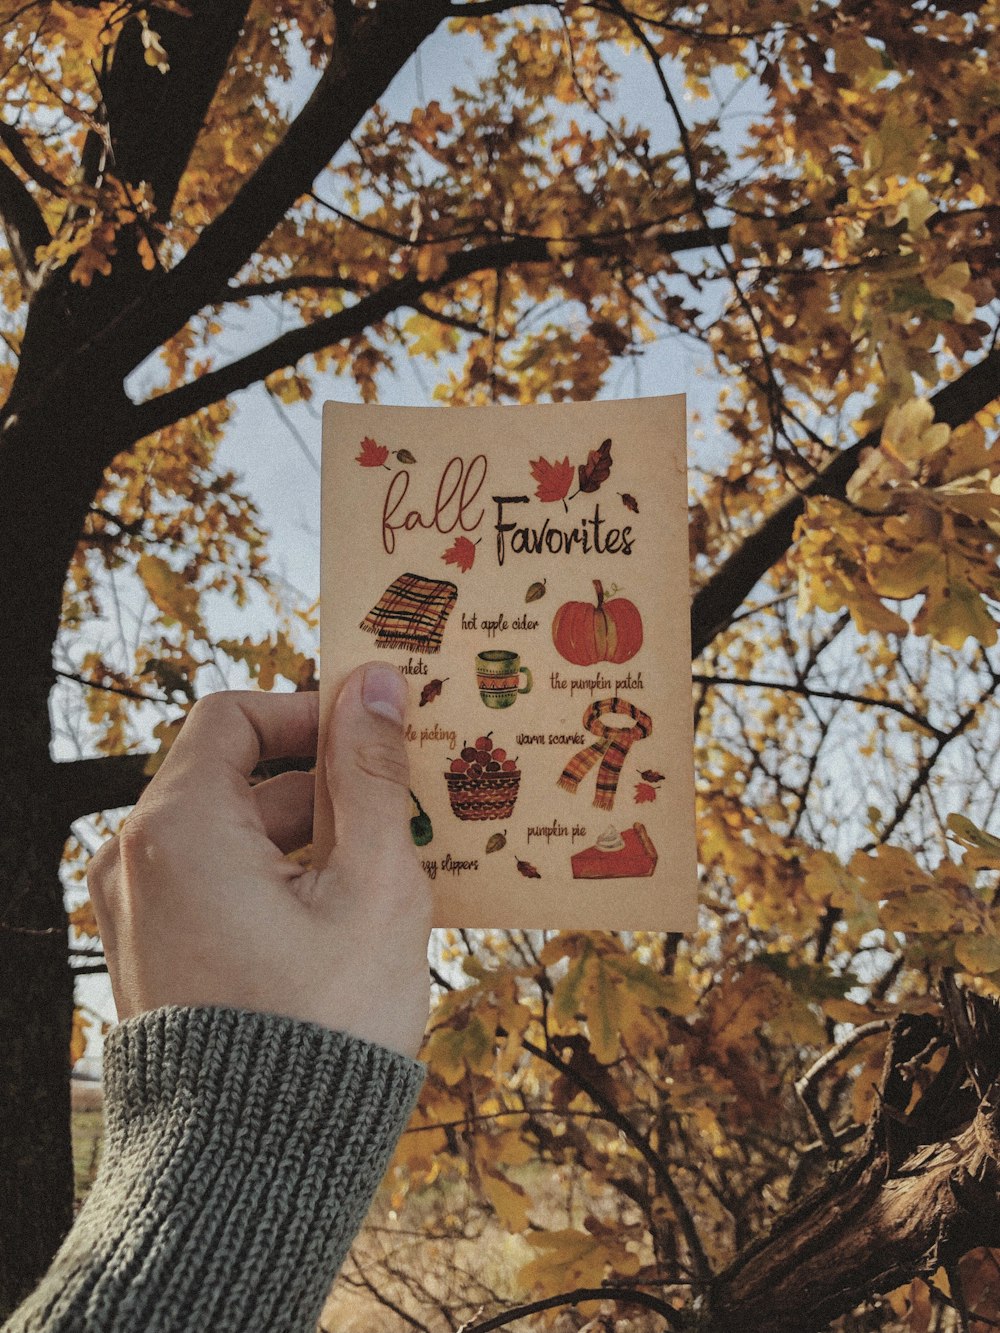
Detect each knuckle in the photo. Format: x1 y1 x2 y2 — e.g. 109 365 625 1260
117 806 175 872
86 834 120 898
188 690 239 725
354 739 409 787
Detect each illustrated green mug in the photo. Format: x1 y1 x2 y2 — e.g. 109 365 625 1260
475 649 533 709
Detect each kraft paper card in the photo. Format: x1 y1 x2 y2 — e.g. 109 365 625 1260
314 397 696 931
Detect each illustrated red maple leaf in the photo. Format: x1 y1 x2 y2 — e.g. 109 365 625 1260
634 782 657 804
356 436 389 468
529 455 574 503
442 535 478 572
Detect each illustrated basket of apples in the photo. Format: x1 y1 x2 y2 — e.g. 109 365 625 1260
445 734 520 821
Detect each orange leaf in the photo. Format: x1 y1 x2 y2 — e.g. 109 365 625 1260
356 436 389 468
634 782 656 804
442 535 478 572
529 455 573 503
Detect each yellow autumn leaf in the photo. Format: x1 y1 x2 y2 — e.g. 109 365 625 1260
879 885 958 935
885 183 936 235
954 934 1000 976
867 543 943 600
946 814 1000 858
547 934 687 1064
137 553 204 634
402 312 460 359
945 813 1000 875
925 261 976 324
70 1007 90 1066
416 244 450 281
917 579 998 650
143 715 187 776
425 1013 495 1085
881 398 951 469
480 1167 531 1231
518 1228 640 1298
849 844 928 902
69 898 100 939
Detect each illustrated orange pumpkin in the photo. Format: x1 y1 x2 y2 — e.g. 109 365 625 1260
552 579 643 666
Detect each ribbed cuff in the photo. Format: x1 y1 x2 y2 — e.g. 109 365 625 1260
7 1006 425 1333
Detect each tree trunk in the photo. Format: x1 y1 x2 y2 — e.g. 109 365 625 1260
709 986 1000 1331
0 703 74 1316
0 384 127 1315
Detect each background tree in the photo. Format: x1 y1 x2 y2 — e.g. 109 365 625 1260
2 0 1000 1326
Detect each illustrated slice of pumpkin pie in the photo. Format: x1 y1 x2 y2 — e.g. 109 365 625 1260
571 823 658 879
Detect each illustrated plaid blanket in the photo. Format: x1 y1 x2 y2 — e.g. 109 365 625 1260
361 572 459 654
557 697 653 811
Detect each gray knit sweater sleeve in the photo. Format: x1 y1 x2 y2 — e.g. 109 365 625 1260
4 1005 426 1333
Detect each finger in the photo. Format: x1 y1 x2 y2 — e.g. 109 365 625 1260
250 770 315 853
325 663 412 859
158 690 320 795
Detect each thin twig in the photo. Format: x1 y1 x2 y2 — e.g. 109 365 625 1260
795 1021 892 1154
455 1285 678 1332
691 671 946 740
522 1036 713 1289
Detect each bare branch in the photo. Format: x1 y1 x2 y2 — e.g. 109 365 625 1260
221 275 366 302
795 1021 892 1155
692 672 948 740
456 1285 679 1331
521 1035 713 1289
54 668 170 705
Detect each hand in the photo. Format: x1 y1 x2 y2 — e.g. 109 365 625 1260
87 663 432 1060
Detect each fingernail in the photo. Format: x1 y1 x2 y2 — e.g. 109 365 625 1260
362 664 407 726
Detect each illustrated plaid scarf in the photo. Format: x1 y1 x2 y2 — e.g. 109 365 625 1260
557 697 653 811
361 572 458 654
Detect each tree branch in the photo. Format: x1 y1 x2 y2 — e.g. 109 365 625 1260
52 751 317 823
690 349 1000 657
129 223 722 438
118 0 455 373
521 1035 713 1290
0 156 49 291
712 993 1000 1330
51 752 153 824
456 1285 679 1331
101 0 253 222
54 668 170 705
221 275 367 302
0 121 65 196
131 270 422 437
794 1020 892 1155
692 672 948 740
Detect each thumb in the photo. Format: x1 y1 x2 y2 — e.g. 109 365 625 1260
326 662 413 858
